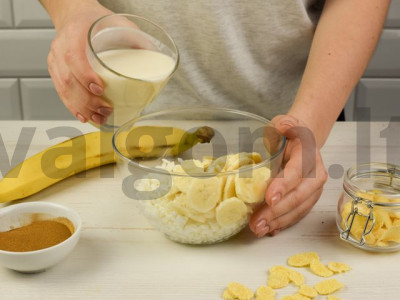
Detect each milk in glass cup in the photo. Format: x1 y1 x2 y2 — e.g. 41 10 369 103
87 14 179 130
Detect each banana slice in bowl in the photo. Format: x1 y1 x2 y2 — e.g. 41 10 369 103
186 177 221 213
216 197 248 227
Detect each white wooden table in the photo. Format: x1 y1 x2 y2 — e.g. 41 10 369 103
0 121 398 300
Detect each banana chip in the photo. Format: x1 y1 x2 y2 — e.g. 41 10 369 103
281 294 311 300
269 265 290 276
224 282 254 300
327 262 351 273
288 269 305 286
287 252 320 267
255 294 275 300
298 284 317 298
255 285 275 300
310 259 333 278
222 289 235 300
267 271 290 289
221 252 350 300
380 225 400 243
314 279 344 295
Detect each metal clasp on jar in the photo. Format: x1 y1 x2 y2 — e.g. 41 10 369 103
340 197 375 246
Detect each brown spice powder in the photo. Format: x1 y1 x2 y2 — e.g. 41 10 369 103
0 217 74 252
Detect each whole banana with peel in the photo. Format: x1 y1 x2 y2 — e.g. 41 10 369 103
0 125 214 203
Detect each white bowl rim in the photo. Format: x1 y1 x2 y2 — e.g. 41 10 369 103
112 106 287 177
0 202 82 255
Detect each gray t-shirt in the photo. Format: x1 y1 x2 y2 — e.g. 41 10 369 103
99 0 324 119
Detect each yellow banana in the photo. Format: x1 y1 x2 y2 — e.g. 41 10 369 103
0 125 214 203
115 125 214 158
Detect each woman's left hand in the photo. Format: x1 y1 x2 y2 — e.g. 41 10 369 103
249 115 328 237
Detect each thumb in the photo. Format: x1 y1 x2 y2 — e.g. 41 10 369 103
271 115 301 135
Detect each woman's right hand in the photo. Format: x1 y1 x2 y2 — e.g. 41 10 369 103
46 1 114 125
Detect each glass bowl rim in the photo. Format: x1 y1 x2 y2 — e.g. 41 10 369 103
112 107 286 177
87 13 180 82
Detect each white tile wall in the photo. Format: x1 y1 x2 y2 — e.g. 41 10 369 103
20 79 74 120
364 29 400 77
353 79 400 121
0 79 21 120
0 0 12 28
13 0 53 28
0 1 399 121
0 29 55 76
386 0 400 28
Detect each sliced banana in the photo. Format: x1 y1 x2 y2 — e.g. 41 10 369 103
223 175 236 200
249 152 262 163
186 177 221 213
203 208 216 219
206 156 227 173
202 156 215 170
216 197 248 227
169 194 207 223
172 165 193 193
225 153 254 171
235 167 271 204
206 152 259 173
180 159 204 174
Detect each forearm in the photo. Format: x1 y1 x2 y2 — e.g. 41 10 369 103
39 0 100 29
289 0 390 148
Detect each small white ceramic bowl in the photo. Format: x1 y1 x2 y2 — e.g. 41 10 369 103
0 202 82 273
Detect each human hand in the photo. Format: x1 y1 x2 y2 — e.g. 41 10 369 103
47 3 114 125
249 115 328 237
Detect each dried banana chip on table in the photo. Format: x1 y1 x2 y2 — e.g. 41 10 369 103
222 282 254 300
287 252 320 268
309 259 334 278
298 284 318 298
327 262 351 273
314 279 344 295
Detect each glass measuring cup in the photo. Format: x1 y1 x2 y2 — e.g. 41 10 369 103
87 14 179 130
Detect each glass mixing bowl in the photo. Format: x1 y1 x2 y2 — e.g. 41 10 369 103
112 107 286 244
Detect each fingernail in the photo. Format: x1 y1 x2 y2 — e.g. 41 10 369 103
89 83 103 96
92 113 106 125
97 107 113 116
255 219 267 232
76 113 87 123
271 193 281 206
257 225 270 238
279 120 297 128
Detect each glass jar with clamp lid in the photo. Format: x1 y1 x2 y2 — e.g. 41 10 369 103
337 162 400 252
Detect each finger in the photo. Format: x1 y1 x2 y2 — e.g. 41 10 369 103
263 123 283 156
48 55 107 125
64 40 107 99
252 186 322 238
66 81 109 124
271 114 300 134
49 39 112 119
48 53 87 122
266 147 314 206
53 51 111 124
250 170 326 234
266 187 323 235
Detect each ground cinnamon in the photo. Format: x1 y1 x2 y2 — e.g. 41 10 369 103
0 217 74 252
